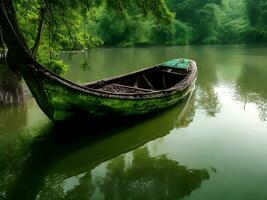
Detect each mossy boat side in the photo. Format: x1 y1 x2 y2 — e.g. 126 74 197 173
21 58 197 121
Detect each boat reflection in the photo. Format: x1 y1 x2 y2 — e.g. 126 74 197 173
6 91 210 199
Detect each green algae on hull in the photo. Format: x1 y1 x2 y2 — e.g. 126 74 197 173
21 59 197 121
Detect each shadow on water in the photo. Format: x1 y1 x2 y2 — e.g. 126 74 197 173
5 91 210 200
0 104 27 132
0 104 28 199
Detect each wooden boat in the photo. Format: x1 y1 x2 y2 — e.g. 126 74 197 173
22 58 197 121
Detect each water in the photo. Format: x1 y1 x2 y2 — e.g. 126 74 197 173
0 45 267 199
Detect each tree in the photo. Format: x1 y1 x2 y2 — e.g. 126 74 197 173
218 0 251 44
247 0 267 42
0 0 171 104
166 0 222 44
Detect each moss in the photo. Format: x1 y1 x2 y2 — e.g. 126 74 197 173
40 80 194 121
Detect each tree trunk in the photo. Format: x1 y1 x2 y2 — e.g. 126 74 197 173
0 27 5 56
0 62 23 104
31 7 46 59
1 24 24 104
0 0 32 104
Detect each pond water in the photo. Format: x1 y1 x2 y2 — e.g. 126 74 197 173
0 45 267 199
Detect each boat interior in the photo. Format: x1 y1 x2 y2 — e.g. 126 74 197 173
86 66 189 94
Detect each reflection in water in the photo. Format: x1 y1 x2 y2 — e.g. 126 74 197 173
237 63 267 121
4 92 209 199
0 104 27 132
0 104 28 198
2 45 267 200
194 47 221 117
101 147 208 200
0 63 24 104
38 147 209 200
196 86 220 117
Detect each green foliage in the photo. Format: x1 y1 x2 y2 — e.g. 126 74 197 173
11 0 172 74
120 15 153 47
173 20 192 45
44 59 68 76
218 0 251 43
166 0 223 44
13 0 267 56
95 8 126 45
93 7 155 47
247 0 267 42
37 46 68 75
92 0 266 46
92 5 191 46
14 0 40 48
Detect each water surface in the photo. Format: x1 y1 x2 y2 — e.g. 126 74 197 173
0 45 267 199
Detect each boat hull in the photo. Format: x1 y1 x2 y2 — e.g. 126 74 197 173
22 60 197 121
43 79 195 121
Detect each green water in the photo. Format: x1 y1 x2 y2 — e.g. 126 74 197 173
1 45 267 200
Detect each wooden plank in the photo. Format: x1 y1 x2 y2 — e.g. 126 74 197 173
142 74 155 90
112 84 155 92
162 73 166 89
134 78 139 88
159 70 188 76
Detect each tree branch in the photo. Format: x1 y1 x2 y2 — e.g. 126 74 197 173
31 7 46 59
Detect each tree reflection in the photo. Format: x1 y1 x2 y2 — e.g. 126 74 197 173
37 147 209 200
98 147 209 200
0 63 24 104
197 87 220 117
194 47 221 117
36 172 96 200
174 91 195 128
237 63 267 121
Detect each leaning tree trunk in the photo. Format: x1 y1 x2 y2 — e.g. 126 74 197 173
31 7 46 59
0 0 32 104
0 28 24 104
